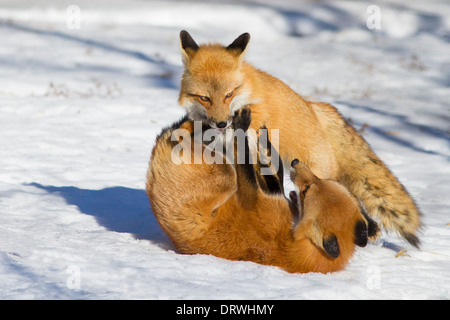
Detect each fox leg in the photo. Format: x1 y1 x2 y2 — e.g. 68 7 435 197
232 106 285 196
233 108 300 222
253 126 285 196
311 102 422 248
231 107 262 208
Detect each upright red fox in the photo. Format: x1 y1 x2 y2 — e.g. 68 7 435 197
177 30 422 247
146 108 377 273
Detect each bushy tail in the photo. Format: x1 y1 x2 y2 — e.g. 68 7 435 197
340 153 422 248
311 102 422 248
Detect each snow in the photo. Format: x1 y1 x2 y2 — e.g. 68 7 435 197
0 0 449 300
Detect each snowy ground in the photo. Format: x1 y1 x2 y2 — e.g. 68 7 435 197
0 0 449 299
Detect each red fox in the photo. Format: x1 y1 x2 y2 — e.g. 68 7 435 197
146 108 377 273
177 30 422 247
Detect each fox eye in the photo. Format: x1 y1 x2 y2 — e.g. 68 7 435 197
302 185 310 197
198 95 210 102
225 91 234 99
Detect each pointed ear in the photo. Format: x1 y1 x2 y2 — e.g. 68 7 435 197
180 30 199 65
226 33 250 57
323 234 340 258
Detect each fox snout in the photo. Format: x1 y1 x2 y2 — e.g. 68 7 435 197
291 159 300 167
209 117 232 131
216 121 227 129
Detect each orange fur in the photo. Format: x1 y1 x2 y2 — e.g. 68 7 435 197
177 31 422 247
146 115 368 274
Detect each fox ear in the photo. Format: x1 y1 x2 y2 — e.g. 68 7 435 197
323 234 340 258
180 30 199 65
226 33 250 57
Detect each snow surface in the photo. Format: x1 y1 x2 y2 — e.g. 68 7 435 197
0 0 449 299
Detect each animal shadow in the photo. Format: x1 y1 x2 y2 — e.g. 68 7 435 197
29 183 173 250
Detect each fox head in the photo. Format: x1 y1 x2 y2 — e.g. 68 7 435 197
289 159 372 257
178 30 253 131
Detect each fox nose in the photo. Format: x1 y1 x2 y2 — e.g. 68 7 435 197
216 121 227 129
291 159 300 167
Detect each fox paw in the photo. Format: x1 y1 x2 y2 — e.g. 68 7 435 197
233 107 251 131
352 212 380 248
359 208 381 245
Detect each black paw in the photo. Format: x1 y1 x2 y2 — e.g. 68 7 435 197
233 107 251 131
354 220 368 247
354 208 381 247
361 208 380 243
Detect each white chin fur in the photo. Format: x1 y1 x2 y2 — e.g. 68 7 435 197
183 102 208 122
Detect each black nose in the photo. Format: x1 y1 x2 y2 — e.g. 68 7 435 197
291 159 300 167
216 122 227 129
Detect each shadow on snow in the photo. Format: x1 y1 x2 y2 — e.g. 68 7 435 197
3 21 179 89
28 183 173 251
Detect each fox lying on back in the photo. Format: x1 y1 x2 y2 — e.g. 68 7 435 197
146 108 378 273
177 30 422 247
